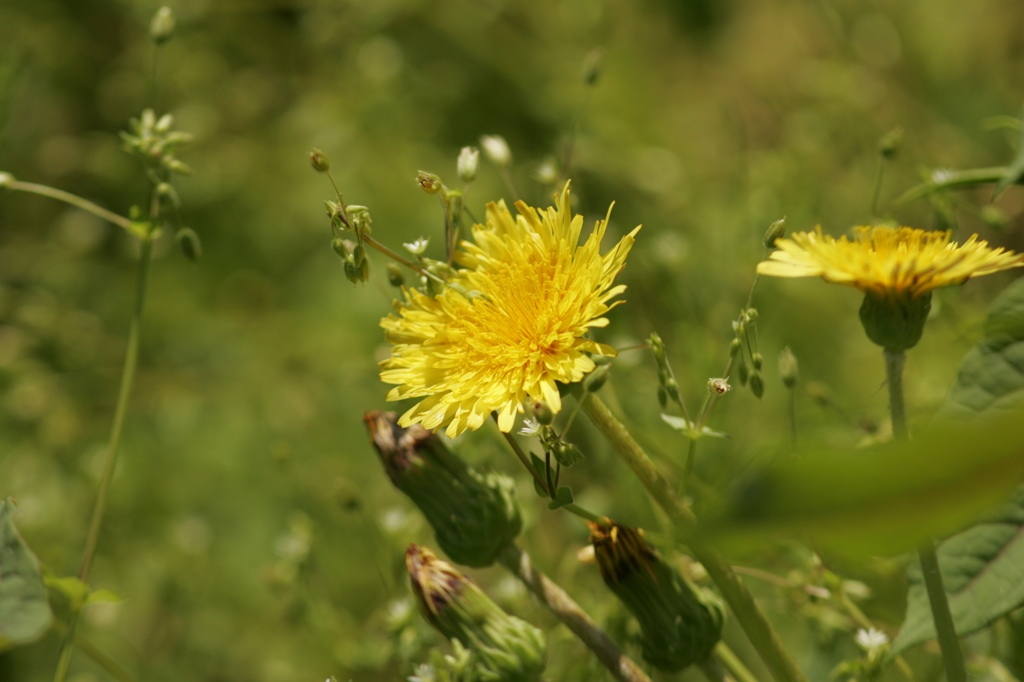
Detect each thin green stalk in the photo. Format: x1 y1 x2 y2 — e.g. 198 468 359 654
884 350 965 682
50 620 137 682
714 642 762 682
581 395 808 682
53 236 155 682
787 388 797 452
893 166 1011 207
498 544 652 682
680 437 698 499
870 157 885 218
7 181 132 230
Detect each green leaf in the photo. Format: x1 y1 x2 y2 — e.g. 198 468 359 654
892 278 1024 654
547 486 573 510
939 277 1024 420
0 498 53 651
529 452 547 497
892 485 1024 655
660 413 690 432
994 108 1024 199
44 576 90 611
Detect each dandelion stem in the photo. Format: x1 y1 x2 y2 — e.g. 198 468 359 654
498 544 652 682
884 350 965 682
581 395 809 682
7 181 132 230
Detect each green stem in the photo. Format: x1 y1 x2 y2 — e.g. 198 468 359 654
870 157 885 218
581 395 808 682
714 642 762 682
680 437 697 499
884 350 965 682
7 181 132 230
498 544 652 682
53 236 155 682
893 166 1011 206
50 620 137 682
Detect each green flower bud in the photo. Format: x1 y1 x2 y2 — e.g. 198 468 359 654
657 385 668 409
457 146 479 183
347 205 372 237
649 332 667 366
353 243 367 266
551 441 584 468
751 352 763 370
407 545 547 682
778 346 799 388
331 237 349 259
729 338 742 358
749 370 765 399
590 522 724 672
343 257 361 283
366 412 522 568
164 157 193 176
308 147 331 173
386 262 404 287
879 125 903 159
664 377 680 403
417 171 443 194
150 7 175 44
175 228 202 262
858 291 932 352
764 218 786 248
0 172 15 190
530 401 553 426
584 364 610 393
981 204 1008 230
736 358 749 386
357 255 370 282
480 135 512 167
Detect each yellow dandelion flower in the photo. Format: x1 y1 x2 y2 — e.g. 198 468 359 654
756 225 1024 298
380 182 641 438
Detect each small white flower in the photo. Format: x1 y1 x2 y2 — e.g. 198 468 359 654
403 238 429 255
457 146 479 183
931 168 954 184
519 419 540 436
855 627 889 652
480 134 512 166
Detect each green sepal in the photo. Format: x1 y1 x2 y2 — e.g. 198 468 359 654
547 486 574 510
859 291 932 352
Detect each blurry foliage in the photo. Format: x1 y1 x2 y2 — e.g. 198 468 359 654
2 0 1024 680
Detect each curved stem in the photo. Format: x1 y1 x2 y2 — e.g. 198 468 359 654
498 544 652 682
893 167 1010 206
50 620 137 682
884 350 965 682
7 180 132 230
53 236 155 682
581 395 808 682
714 642 762 682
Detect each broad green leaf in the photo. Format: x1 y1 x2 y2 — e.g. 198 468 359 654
0 498 52 651
660 413 691 432
892 485 1024 654
547 486 574 510
893 278 1024 654
692 411 1024 557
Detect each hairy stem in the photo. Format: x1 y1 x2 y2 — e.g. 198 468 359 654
498 544 652 682
582 395 808 682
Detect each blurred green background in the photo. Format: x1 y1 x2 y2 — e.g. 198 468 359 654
2 0 1024 680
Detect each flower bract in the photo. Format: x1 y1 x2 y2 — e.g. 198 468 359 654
756 225 1024 298
380 182 640 438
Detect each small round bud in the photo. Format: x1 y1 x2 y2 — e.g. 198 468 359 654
386 262 404 287
708 378 731 395
751 352 763 370
416 171 443 194
531 401 554 426
164 157 193 176
150 6 175 44
581 47 604 86
480 135 512 167
331 237 349 259
729 338 742 358
457 146 479 183
736 359 749 386
649 332 667 365
584 364 610 393
657 385 668 409
745 308 758 322
552 441 584 468
749 371 765 399
764 217 786 248
308 147 331 173
0 172 15 190
343 257 361 283
879 125 903 159
664 377 680 403
353 243 367 266
778 347 799 388
981 204 1008 230
175 228 202 262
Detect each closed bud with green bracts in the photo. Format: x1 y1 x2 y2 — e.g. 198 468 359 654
308 147 331 173
175 228 202 262
664 377 680 403
778 347 799 388
357 256 370 282
648 332 667 366
751 352 763 370
729 338 741 358
386 262 404 287
764 217 786 248
551 441 584 467
457 146 479 183
331 237 349 259
859 291 931 352
164 157 193 176
353 243 367 267
581 47 604 86
657 385 668 409
879 125 903 159
343 257 362 283
406 545 546 681
749 370 765 399
366 412 522 568
480 135 512 167
150 6 175 43
417 171 443 194
530 401 553 426
745 308 758 322
0 172 15 190
737 358 749 386
584 364 610 393
590 521 724 672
